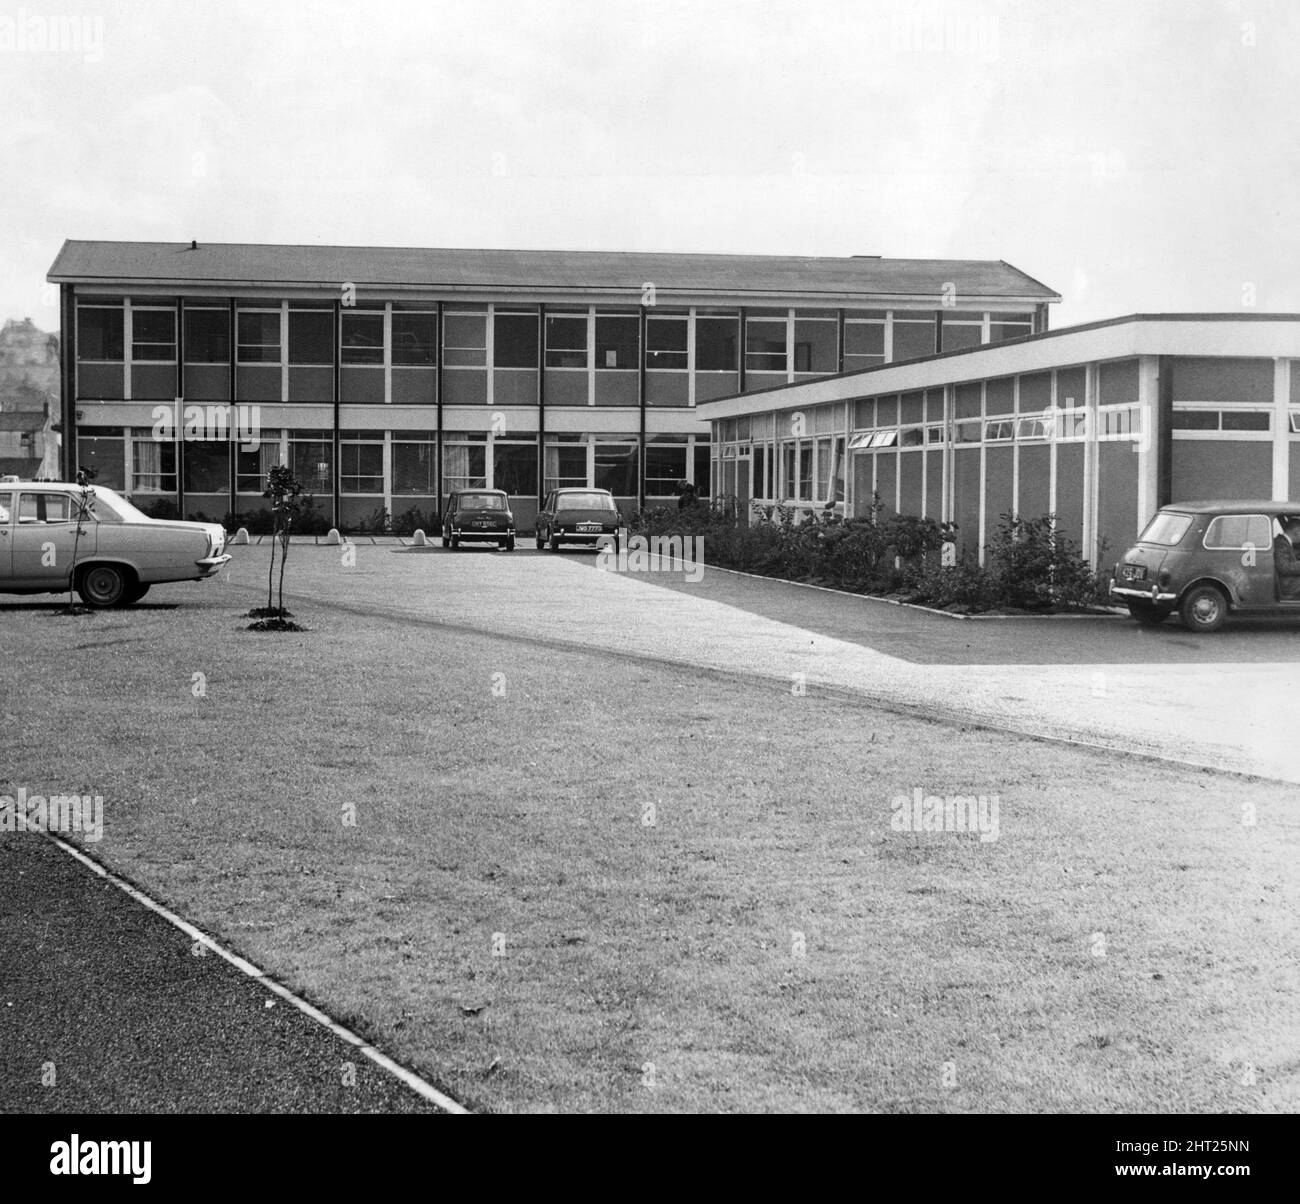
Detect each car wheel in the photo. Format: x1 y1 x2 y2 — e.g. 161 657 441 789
548 532 561 551
77 564 128 609
117 582 150 606
1126 600 1170 626
1180 584 1228 633
505 536 515 552
449 533 460 550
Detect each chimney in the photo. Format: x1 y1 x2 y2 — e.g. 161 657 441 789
190 239 198 250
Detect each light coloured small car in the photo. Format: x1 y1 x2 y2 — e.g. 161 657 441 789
0 479 230 607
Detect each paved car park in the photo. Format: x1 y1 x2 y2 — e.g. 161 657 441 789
140 539 1300 786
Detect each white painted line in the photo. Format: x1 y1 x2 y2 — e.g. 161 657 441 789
44 833 469 1116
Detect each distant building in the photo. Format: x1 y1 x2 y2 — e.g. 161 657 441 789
0 317 59 478
46 240 1057 527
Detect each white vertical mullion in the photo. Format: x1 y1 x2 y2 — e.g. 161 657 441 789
383 303 393 404
123 298 133 401
1136 356 1160 530
1083 362 1098 564
786 309 795 383
586 435 595 488
884 311 894 363
982 312 992 345
280 301 289 403
587 307 596 406
1272 358 1290 501
486 303 495 408
1048 370 1059 522
977 382 987 565
383 431 392 518
687 308 697 407
124 426 134 494
1012 376 1021 519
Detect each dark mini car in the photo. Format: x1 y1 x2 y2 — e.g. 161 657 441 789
441 489 515 550
1110 500 1300 632
535 488 621 551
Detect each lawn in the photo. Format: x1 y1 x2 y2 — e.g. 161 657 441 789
2 545 1298 1113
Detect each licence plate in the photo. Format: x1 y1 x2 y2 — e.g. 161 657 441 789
1121 564 1146 581
474 520 492 528
578 523 601 532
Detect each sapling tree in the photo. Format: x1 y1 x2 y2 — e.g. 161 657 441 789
263 463 304 616
66 466 97 612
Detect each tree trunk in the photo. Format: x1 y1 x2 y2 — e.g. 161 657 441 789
267 510 277 611
277 521 290 613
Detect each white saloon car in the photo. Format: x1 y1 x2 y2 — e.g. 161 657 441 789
0 479 230 607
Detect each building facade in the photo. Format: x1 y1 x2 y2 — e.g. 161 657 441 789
697 314 1300 566
47 242 1057 529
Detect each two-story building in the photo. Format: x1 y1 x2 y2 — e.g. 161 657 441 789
47 241 1058 530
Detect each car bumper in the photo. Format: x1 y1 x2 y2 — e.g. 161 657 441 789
196 554 232 577
452 529 514 541
1110 580 1178 605
553 530 618 544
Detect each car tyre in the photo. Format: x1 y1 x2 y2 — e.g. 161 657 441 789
1179 584 1228 633
117 582 150 606
77 564 128 609
449 533 460 550
1126 600 1170 626
505 535 515 552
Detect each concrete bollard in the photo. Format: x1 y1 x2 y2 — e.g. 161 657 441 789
412 529 428 546
325 528 343 545
233 527 250 545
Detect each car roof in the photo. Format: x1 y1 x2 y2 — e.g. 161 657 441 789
1162 500 1300 515
453 488 507 495
555 487 613 494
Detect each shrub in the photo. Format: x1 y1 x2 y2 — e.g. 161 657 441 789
986 513 1107 610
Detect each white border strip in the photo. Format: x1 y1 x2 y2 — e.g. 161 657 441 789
44 833 469 1116
699 562 1127 620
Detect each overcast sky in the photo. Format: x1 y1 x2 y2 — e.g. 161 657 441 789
2 0 1296 330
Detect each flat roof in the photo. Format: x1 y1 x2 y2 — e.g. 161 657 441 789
47 240 1060 302
697 313 1300 420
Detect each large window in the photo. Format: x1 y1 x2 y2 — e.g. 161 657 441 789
545 435 587 491
745 311 787 373
695 314 738 371
339 434 384 494
939 311 983 353
594 439 637 495
182 441 229 494
646 315 687 370
443 436 487 493
494 311 539 368
493 438 538 495
235 432 283 494
990 312 1034 342
78 306 124 361
184 309 230 363
130 429 177 493
237 311 281 364
341 310 385 365
595 315 638 370
843 311 886 372
131 308 176 361
891 314 937 362
442 310 486 368
392 433 436 495
793 312 837 374
644 438 688 495
77 429 126 488
545 315 587 368
289 309 334 365
392 310 436 366
289 431 334 493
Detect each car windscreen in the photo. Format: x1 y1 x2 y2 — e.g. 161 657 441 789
1138 511 1193 546
458 494 506 511
556 492 616 511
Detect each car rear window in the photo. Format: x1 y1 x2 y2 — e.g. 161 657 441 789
557 492 616 510
459 494 506 511
1203 514 1272 551
1138 512 1193 546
